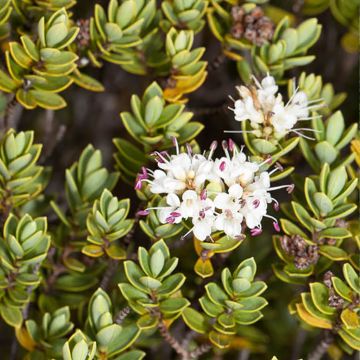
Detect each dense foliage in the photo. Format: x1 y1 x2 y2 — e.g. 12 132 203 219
0 0 358 359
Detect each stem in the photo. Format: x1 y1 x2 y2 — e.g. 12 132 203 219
100 258 118 290
2 96 17 131
188 343 212 359
10 335 18 360
208 52 225 72
308 332 334 360
114 306 131 324
44 264 67 293
238 349 250 360
158 320 190 360
22 263 41 320
291 328 307 360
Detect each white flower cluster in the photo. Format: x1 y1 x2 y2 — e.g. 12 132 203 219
229 75 322 140
136 139 293 241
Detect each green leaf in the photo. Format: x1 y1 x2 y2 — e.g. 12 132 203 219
182 307 208 334
251 139 277 154
343 263 360 294
309 283 336 315
30 90 66 110
157 273 185 296
136 314 158 330
280 219 308 238
0 305 23 327
144 96 163 126
315 141 338 164
341 308 359 329
313 192 333 215
319 228 351 240
160 297 189 315
326 111 344 145
149 249 165 277
233 310 263 325
46 23 68 47
205 283 228 306
327 166 347 199
71 71 105 92
0 69 18 93
319 246 348 261
332 277 353 302
139 276 162 290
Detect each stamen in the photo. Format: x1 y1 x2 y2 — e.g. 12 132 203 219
228 138 235 152
285 86 299 107
259 156 272 167
224 130 258 134
290 130 316 140
172 136 179 154
222 140 230 159
141 166 148 177
297 115 322 121
286 184 295 194
273 221 280 232
222 140 228 150
292 128 322 132
228 95 236 103
273 200 280 211
181 228 193 240
251 75 262 89
137 210 150 216
200 189 207 200
267 184 294 192
208 141 218 159
250 228 262 236
186 143 193 156
219 161 226 172
134 179 142 190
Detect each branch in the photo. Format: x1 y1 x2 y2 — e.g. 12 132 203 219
100 258 118 290
114 306 131 324
308 331 334 360
158 320 190 360
2 96 17 131
189 343 212 359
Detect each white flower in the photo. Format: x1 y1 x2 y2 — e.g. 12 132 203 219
158 153 211 191
241 196 268 229
233 97 263 124
180 190 201 218
214 150 259 187
270 102 297 135
191 198 215 241
138 138 292 241
214 183 243 210
158 193 183 224
229 75 323 141
139 141 220 196
214 184 244 237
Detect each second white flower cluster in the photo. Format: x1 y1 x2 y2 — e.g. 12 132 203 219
136 139 293 241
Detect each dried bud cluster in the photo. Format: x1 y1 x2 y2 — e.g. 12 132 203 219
323 271 345 309
76 19 91 50
280 235 319 269
230 6 274 46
